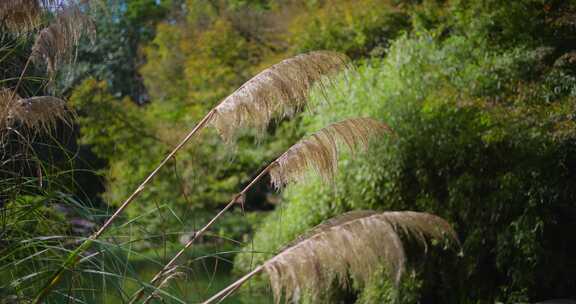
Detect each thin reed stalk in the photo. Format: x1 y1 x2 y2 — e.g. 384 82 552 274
33 51 349 303
132 163 274 304
10 57 31 102
131 117 391 302
202 265 265 304
32 110 216 303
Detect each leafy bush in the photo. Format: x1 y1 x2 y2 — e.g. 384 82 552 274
288 0 410 58
235 20 576 303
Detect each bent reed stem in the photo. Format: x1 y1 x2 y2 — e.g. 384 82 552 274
202 265 264 304
33 109 216 304
10 56 31 101
133 162 276 304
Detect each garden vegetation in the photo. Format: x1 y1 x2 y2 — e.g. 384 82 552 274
1 0 576 303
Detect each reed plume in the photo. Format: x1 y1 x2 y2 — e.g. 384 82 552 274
203 211 459 304
0 0 54 33
11 96 71 132
211 51 351 141
31 3 94 75
269 117 391 188
0 89 70 134
0 89 18 131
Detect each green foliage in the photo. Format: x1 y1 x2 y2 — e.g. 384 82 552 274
16 0 575 302
70 79 155 160
55 0 171 101
141 5 264 109
288 0 410 58
69 75 299 249
356 268 422 304
235 4 576 301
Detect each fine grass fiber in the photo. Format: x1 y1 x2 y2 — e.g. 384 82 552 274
264 211 458 303
211 51 351 142
31 2 94 75
269 117 391 189
1 89 71 135
203 211 458 304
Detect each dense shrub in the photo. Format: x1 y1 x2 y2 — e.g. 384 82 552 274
288 0 410 58
235 20 576 303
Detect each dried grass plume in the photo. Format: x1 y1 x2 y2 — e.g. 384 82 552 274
0 0 48 33
0 89 19 130
1 89 71 134
210 51 351 141
263 211 458 303
11 96 71 132
269 117 391 189
31 3 94 75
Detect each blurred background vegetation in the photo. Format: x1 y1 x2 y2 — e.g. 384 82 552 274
2 0 576 303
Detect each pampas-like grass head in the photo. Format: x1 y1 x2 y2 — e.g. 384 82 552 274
210 51 351 142
0 0 62 33
0 89 19 130
0 0 43 33
263 211 458 303
144 266 185 303
11 96 70 132
1 89 70 134
269 117 391 189
31 3 94 75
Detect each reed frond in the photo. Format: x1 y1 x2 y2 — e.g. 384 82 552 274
31 3 94 75
0 88 19 131
0 1 78 33
269 117 391 189
263 211 458 303
0 0 43 33
210 51 351 142
11 96 70 132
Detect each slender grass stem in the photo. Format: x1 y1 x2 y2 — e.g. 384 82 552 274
201 265 264 304
10 56 31 100
131 162 276 303
32 110 216 303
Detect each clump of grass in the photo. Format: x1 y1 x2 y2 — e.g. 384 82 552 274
0 0 50 33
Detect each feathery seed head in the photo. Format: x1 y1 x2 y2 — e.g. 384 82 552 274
0 89 19 131
210 51 351 142
263 211 458 303
269 117 391 189
31 3 94 75
0 0 43 33
1 89 70 135
10 96 70 132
